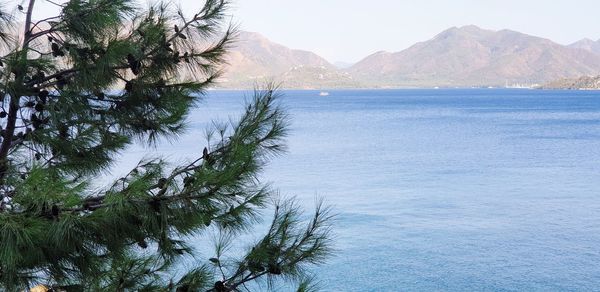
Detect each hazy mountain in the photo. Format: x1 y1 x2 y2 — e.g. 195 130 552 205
218 31 358 88
569 38 600 54
217 27 600 88
348 25 600 87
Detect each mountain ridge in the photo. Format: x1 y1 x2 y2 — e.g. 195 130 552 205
569 38 600 54
217 27 600 89
219 31 358 89
347 25 600 87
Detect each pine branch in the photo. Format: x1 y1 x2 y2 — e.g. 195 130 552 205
0 1 334 290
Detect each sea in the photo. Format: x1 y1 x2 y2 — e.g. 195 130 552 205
117 89 600 291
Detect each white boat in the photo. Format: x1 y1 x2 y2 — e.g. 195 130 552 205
319 91 330 96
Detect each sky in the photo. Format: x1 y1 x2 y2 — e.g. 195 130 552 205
229 0 600 63
31 0 600 63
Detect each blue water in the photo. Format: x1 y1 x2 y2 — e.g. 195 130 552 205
117 89 600 291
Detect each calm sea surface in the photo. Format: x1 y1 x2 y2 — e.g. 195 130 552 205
118 89 600 291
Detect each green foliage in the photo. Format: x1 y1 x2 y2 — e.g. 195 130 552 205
0 0 333 291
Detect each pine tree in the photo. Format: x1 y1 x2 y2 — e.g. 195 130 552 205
0 0 333 291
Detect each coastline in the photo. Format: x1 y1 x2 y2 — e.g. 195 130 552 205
208 86 600 91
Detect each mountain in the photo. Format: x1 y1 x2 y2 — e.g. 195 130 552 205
542 75 600 90
348 25 600 87
217 27 600 89
569 38 600 54
218 31 358 88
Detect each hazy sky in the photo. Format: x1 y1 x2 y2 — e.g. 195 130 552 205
228 0 600 63
32 0 600 63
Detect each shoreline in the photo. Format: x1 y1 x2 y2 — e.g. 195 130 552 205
208 87 600 91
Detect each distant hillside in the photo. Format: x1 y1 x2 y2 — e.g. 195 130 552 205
216 27 600 89
348 25 600 87
218 31 359 88
542 75 600 90
569 38 600 54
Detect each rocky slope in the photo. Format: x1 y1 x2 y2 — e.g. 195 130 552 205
542 75 600 90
